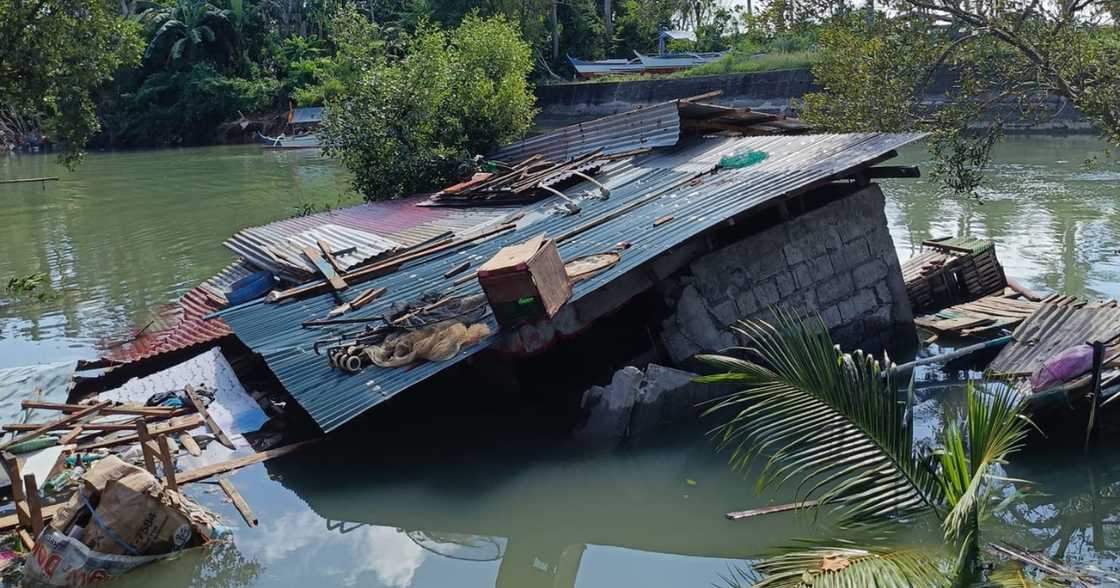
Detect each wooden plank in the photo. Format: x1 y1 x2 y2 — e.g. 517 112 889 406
20 401 178 417
653 215 674 227
156 435 178 492
179 433 201 457
24 474 43 536
58 426 84 445
135 422 157 475
0 402 107 451
0 502 63 532
443 261 470 278
3 455 28 530
316 239 344 274
302 246 348 291
218 479 258 527
726 500 818 520
4 421 144 433
19 529 34 552
75 415 203 451
0 177 59 185
184 386 236 450
179 439 320 484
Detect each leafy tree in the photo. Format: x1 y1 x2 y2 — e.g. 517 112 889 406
320 12 536 200
0 0 142 163
803 6 1120 194
560 0 606 61
697 311 1034 586
140 0 239 68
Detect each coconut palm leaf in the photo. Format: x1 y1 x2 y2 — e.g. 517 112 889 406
751 547 950 588
697 310 944 527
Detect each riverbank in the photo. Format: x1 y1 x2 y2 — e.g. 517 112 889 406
535 69 1095 133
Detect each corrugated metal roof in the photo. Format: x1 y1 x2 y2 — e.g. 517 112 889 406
101 260 254 364
489 100 682 164
988 295 1120 377
224 223 404 281
218 132 925 432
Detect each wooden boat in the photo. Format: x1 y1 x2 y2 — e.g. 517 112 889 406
257 131 320 150
634 51 728 71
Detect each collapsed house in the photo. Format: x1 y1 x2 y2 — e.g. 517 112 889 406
89 95 922 435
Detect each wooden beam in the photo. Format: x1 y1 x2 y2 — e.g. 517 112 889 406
76 415 203 451
0 177 58 185
725 500 818 520
317 239 344 274
302 246 348 291
0 402 107 451
156 435 178 492
218 479 258 527
4 421 143 433
135 421 157 475
58 426 84 445
179 440 319 484
184 387 235 450
179 433 201 457
21 401 179 417
24 474 43 536
0 503 65 532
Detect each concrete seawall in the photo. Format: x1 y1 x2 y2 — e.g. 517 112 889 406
536 69 1093 132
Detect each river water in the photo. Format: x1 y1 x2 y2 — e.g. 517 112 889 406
1 136 1119 587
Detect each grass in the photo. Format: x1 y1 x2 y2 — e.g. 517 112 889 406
561 50 817 84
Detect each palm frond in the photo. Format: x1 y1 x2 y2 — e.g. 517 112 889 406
938 382 1030 543
697 310 943 527
750 546 950 587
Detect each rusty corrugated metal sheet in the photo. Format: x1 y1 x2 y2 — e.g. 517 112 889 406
101 260 254 364
218 132 925 432
988 295 1120 377
224 223 404 281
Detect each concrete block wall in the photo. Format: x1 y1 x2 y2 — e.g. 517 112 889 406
659 184 915 363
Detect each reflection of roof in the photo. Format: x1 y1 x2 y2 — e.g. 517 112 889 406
217 132 924 432
289 107 325 124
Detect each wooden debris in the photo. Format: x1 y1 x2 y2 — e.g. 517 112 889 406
20 401 178 417
156 434 178 491
76 414 203 451
59 426 84 445
901 237 1007 312
327 286 388 318
185 386 236 450
218 479 258 527
179 433 202 456
653 214 674 226
0 402 108 451
443 260 471 278
317 239 344 274
179 439 319 484
725 500 817 520
913 292 1040 337
302 245 348 291
135 421 158 475
24 474 43 536
0 503 64 533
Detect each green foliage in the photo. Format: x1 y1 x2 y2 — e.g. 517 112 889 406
612 0 676 56
140 0 238 68
683 50 816 77
559 0 605 61
106 62 278 146
320 13 536 201
5 273 58 302
0 0 143 164
696 310 1032 586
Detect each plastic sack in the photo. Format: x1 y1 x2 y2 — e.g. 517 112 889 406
25 529 172 586
1030 343 1095 391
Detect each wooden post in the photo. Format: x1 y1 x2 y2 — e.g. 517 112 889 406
155 434 178 492
184 386 236 450
3 455 29 531
135 421 158 475
218 479 258 527
1085 340 1106 453
23 474 43 537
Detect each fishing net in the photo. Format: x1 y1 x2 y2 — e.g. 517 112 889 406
365 321 492 368
719 150 768 169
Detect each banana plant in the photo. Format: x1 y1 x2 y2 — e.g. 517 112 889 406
696 309 1033 587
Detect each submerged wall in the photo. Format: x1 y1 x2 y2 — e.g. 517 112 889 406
658 183 914 363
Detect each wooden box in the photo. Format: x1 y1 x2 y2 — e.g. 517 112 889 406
478 234 571 326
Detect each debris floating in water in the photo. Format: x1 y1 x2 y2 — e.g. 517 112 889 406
719 150 768 169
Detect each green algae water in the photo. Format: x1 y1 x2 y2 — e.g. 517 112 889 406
1 136 1119 587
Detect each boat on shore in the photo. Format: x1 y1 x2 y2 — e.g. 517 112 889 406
634 51 728 71
567 56 645 78
257 131 320 150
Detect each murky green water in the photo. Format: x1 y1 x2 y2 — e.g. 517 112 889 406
2 136 1120 587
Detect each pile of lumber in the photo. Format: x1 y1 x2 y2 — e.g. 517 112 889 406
902 237 1007 312
424 150 608 207
914 291 1040 338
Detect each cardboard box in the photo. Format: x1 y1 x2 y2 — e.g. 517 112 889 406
478 234 571 326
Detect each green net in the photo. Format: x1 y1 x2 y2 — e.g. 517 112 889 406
719 150 768 169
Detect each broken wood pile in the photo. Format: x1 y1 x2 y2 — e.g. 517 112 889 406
914 290 1040 338
424 150 609 207
901 237 1007 312
988 295 1120 378
0 392 317 549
